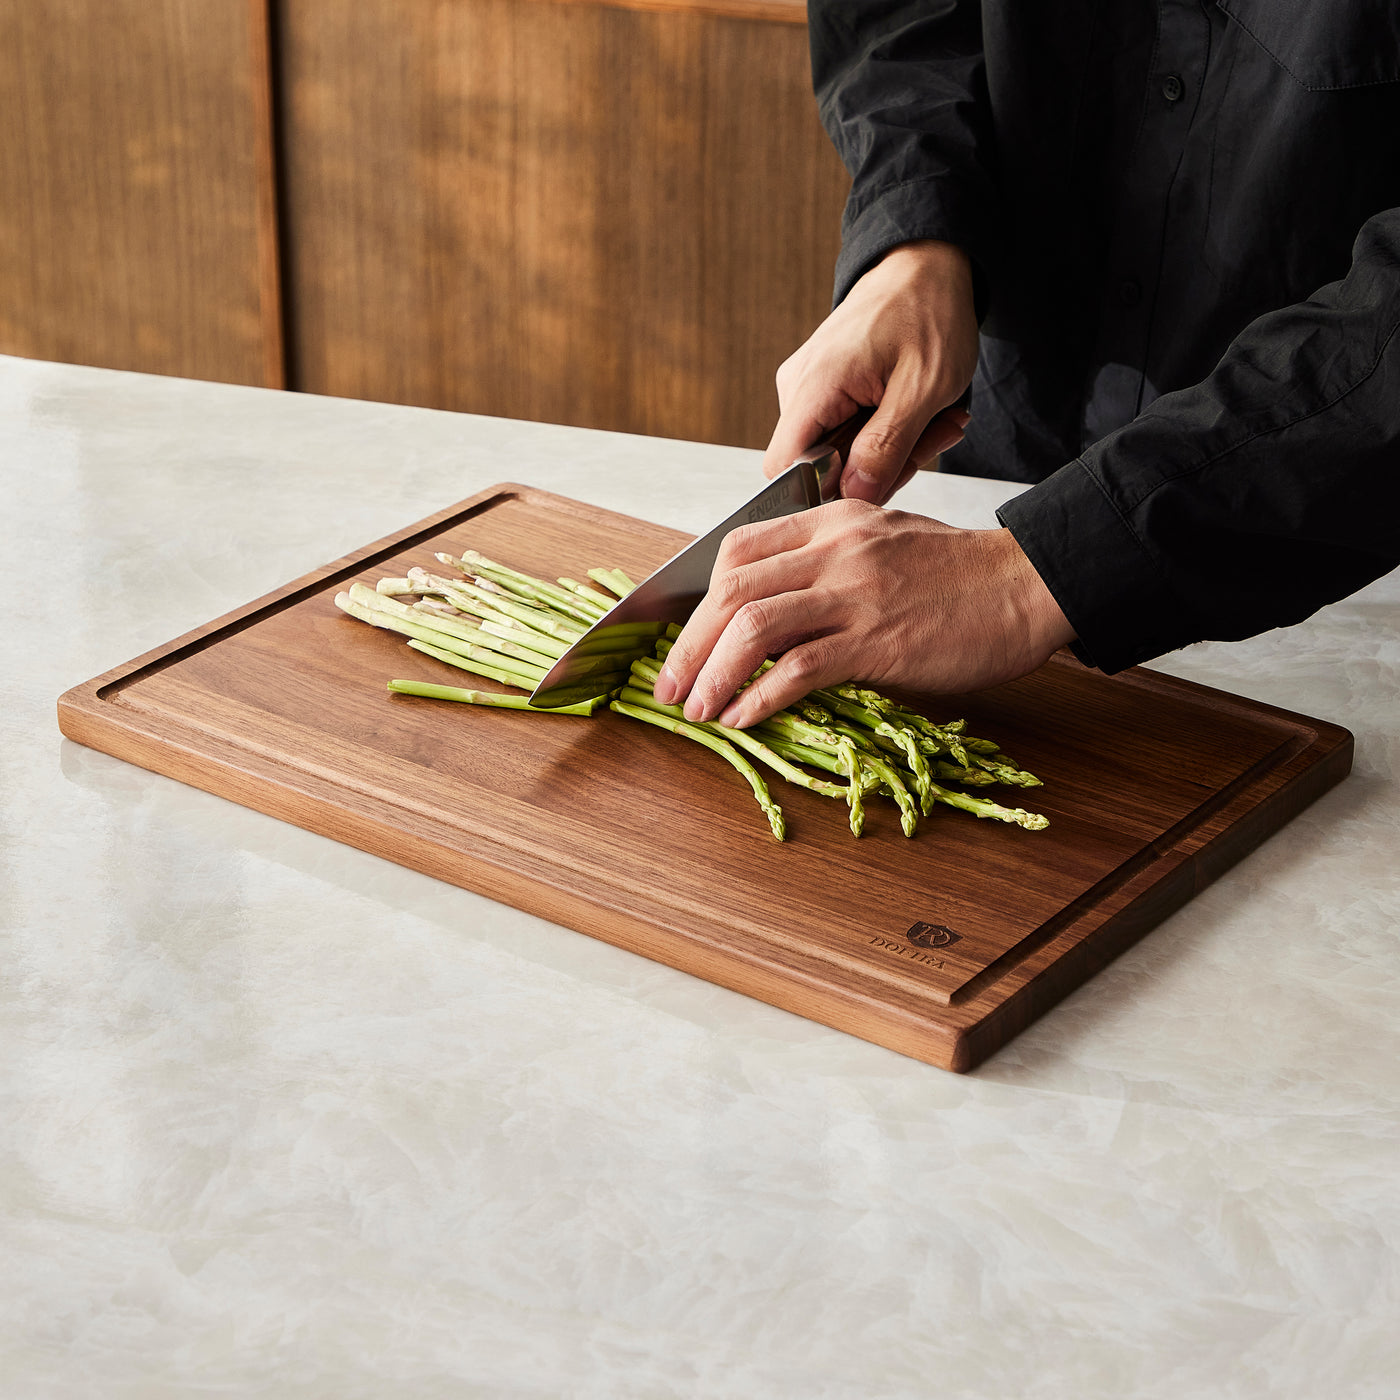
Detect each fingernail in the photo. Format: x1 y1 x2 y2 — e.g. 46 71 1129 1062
683 696 706 722
842 469 881 502
652 664 676 704
718 703 743 727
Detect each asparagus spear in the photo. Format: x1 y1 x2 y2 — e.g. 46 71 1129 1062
335 591 548 685
926 781 1050 830
812 688 933 805
587 567 637 598
404 638 541 690
388 679 606 714
619 682 846 798
456 550 604 624
610 699 785 840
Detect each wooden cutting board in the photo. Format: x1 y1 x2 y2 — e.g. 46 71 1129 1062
58 484 1353 1071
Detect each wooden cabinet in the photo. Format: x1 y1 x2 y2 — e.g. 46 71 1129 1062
0 0 282 387
2 0 849 447
276 0 848 447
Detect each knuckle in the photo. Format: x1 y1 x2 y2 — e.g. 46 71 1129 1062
715 523 759 570
859 425 905 460
785 641 831 687
664 639 692 675
710 569 746 612
731 599 771 647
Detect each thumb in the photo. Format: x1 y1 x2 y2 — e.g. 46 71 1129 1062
839 367 933 505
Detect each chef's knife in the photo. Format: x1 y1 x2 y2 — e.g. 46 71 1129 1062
527 410 873 708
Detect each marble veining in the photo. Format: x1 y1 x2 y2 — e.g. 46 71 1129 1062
2 355 1397 1398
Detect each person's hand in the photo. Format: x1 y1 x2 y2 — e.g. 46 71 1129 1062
650 501 1075 727
762 239 981 505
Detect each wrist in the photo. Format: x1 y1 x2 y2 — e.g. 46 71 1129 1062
995 528 1076 665
878 239 973 296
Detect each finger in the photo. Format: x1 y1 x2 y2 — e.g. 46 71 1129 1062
838 363 938 504
716 635 850 729
760 384 862 481
680 588 832 723
887 408 971 497
653 550 822 705
910 406 970 470
709 509 823 576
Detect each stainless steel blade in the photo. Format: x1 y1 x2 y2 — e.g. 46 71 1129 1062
528 414 868 708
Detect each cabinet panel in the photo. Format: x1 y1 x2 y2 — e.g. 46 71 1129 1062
0 0 282 386
279 0 848 447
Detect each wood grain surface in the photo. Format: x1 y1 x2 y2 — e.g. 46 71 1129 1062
57 486 1354 1071
276 0 848 447
0 0 283 386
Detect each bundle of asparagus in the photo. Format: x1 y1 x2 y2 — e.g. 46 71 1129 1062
333 547 1048 841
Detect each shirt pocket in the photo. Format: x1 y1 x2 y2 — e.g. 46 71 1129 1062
1216 0 1400 90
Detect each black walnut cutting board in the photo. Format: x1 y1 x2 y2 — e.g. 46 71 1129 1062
57 485 1353 1070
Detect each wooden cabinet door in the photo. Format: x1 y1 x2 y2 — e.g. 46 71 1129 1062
0 0 282 386
277 0 849 447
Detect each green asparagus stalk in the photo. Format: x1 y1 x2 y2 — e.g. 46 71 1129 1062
556 577 620 611
619 683 846 799
812 688 932 805
348 590 565 671
587 567 637 598
388 678 606 714
444 579 584 640
335 590 548 684
405 638 540 690
926 781 1050 829
610 699 785 839
475 617 570 659
457 550 604 624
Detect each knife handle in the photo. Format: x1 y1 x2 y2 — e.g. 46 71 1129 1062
789 388 973 502
788 407 876 502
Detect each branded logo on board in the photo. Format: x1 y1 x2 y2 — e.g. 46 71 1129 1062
905 921 960 949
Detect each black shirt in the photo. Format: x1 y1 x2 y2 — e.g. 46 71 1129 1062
810 0 1400 672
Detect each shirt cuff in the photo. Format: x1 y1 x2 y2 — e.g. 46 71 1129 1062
834 176 991 317
995 459 1203 674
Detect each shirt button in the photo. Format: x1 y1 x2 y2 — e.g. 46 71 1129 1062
1162 73 1184 102
1117 278 1142 307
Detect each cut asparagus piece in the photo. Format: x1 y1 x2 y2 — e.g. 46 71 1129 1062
405 638 537 690
458 552 603 625
586 567 637 598
346 588 566 671
610 699 785 840
446 580 585 640
388 678 606 714
335 591 549 685
558 577 621 612
476 617 569 659
837 737 865 837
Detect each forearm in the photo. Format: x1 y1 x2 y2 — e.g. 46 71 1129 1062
1000 208 1400 672
810 0 998 307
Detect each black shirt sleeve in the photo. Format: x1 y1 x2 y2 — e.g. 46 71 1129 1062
810 0 998 306
998 208 1400 674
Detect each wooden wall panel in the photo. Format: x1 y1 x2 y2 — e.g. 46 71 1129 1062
278 0 849 447
0 0 282 386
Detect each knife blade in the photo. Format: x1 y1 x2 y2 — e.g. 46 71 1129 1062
528 410 873 708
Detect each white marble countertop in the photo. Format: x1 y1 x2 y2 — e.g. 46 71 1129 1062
3 353 1397 1398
